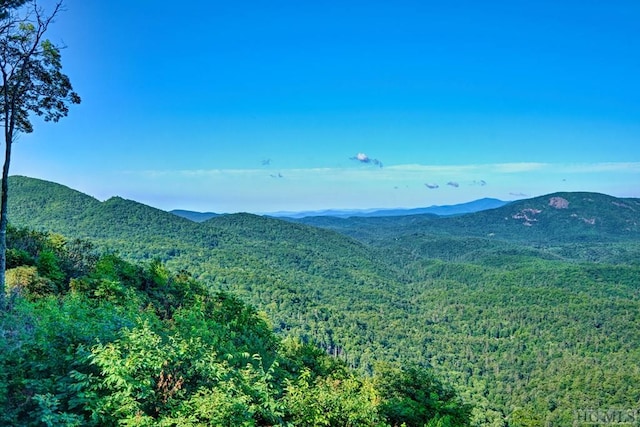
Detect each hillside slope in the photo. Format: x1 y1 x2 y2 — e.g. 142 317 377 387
6 176 408 360
7 175 640 426
297 192 640 264
8 176 395 283
445 192 640 242
2 227 470 426
299 192 640 242
8 175 101 230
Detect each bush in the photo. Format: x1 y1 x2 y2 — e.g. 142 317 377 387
5 266 56 299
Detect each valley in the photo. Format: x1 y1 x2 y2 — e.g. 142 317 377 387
6 175 640 426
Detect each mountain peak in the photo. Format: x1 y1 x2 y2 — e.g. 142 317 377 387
487 191 640 238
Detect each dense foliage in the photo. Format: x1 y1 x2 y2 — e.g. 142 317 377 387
7 176 640 426
1 225 470 426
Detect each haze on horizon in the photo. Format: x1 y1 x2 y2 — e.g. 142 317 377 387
12 0 640 214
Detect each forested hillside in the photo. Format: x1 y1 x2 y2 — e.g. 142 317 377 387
7 176 640 426
1 226 469 425
297 192 640 243
297 191 640 265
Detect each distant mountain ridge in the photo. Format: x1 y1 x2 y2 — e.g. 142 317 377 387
296 191 640 245
9 176 640 245
171 197 510 221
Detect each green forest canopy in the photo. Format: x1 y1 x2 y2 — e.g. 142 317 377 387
5 176 640 426
1 226 470 426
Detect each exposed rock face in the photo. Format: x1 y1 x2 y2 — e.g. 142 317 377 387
512 208 542 226
549 197 569 209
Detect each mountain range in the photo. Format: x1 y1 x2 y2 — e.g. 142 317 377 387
295 191 640 244
266 198 511 219
11 175 638 240
170 197 510 221
6 175 640 426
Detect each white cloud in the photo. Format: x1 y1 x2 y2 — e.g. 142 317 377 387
125 161 640 180
350 152 383 167
491 163 549 173
561 162 640 173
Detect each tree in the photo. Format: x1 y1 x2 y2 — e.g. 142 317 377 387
0 0 79 309
0 1 27 20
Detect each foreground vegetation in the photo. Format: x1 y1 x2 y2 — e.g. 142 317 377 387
1 226 470 426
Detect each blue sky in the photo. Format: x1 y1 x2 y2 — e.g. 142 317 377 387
12 0 640 213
